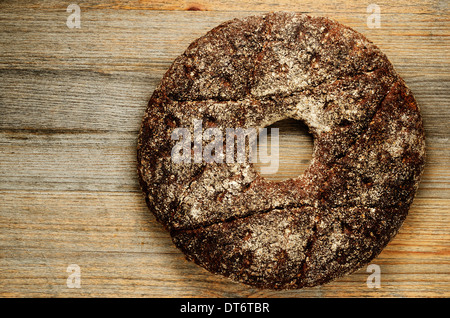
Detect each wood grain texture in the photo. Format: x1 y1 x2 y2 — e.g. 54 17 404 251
0 0 449 297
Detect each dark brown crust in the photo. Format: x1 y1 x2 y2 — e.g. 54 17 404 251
137 12 425 289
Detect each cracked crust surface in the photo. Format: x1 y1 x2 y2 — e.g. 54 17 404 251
137 12 425 289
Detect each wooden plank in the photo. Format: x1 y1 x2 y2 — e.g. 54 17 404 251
0 131 139 192
1 10 448 136
1 130 449 194
1 69 449 137
0 0 447 15
0 191 448 297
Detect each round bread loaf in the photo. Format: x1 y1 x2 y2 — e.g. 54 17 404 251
137 12 425 289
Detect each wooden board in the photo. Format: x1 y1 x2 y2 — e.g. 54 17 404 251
0 0 449 297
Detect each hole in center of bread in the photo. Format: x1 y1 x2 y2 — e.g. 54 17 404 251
253 118 314 181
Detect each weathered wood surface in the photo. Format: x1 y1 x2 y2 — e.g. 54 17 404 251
0 0 449 297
